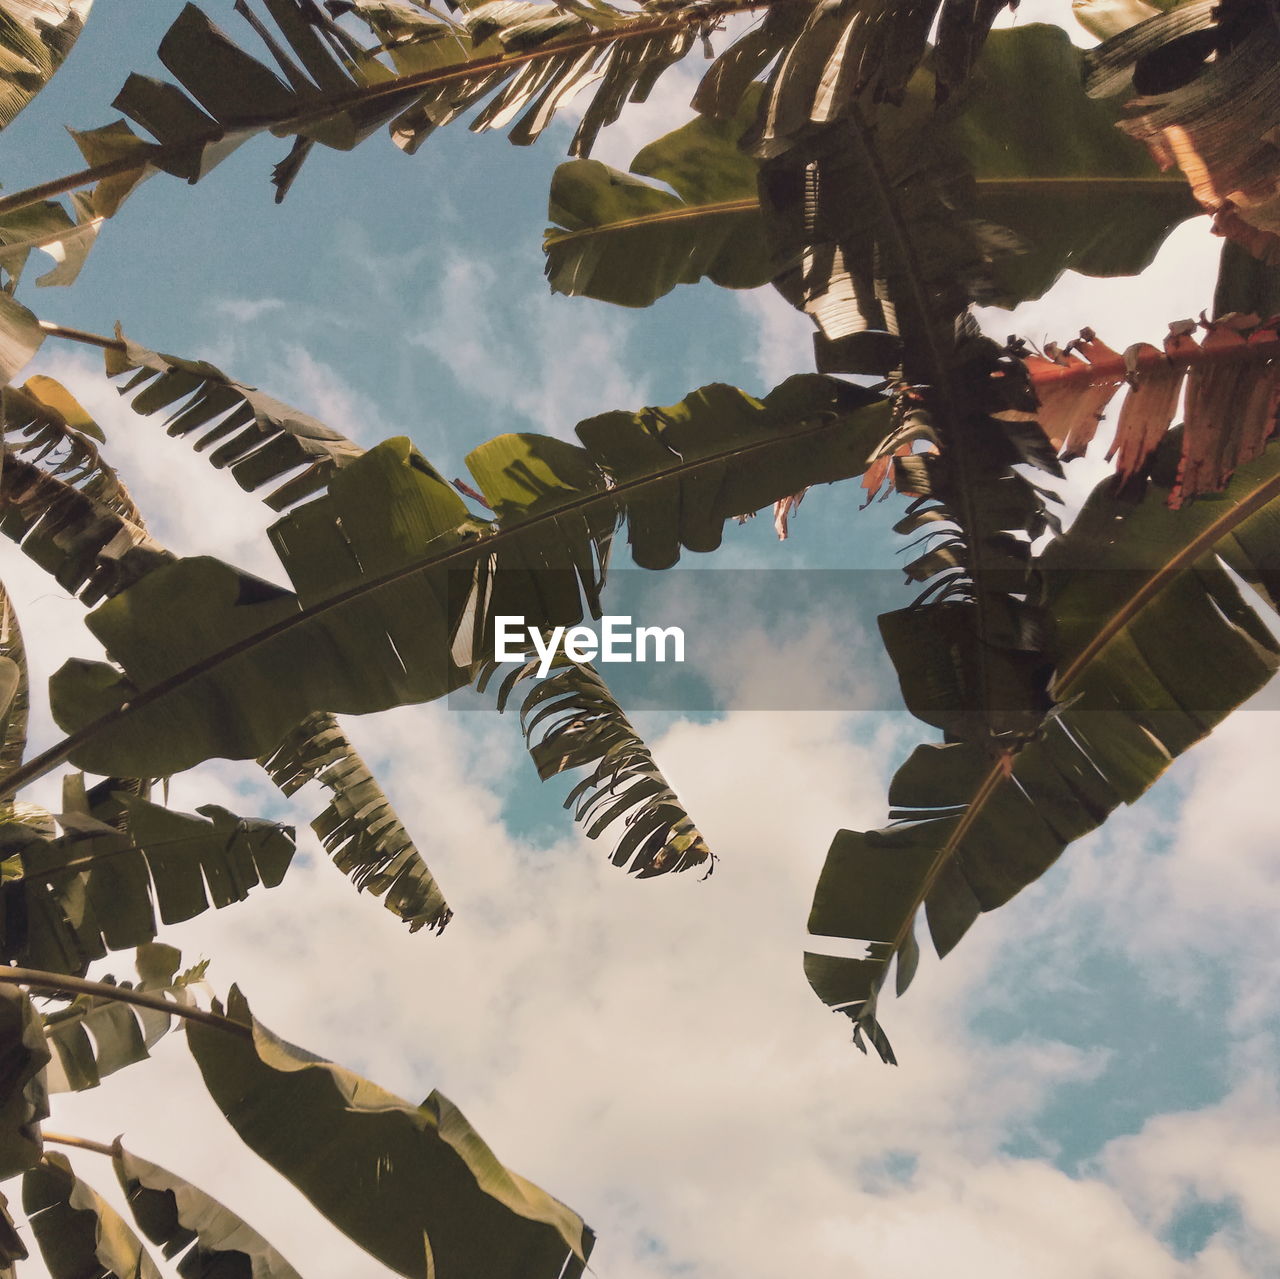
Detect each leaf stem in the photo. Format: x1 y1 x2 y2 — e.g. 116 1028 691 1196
0 967 250 1039
41 1131 118 1158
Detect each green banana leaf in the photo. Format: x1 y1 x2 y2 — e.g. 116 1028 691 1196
804 430 1280 1058
0 1190 25 1275
23 1151 163 1279
115 1144 303 1279
0 376 171 605
259 711 453 933
480 654 712 876
545 87 770 307
0 580 28 783
0 985 49 1178
187 986 594 1279
546 25 1196 310
0 291 43 383
41 943 210 1091
43 376 887 780
106 334 365 511
1 792 295 976
0 0 91 131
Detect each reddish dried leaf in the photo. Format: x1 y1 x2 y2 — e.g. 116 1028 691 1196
1106 339 1186 485
1173 322 1280 505
773 489 807 539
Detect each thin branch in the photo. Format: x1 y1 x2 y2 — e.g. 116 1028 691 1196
37 321 125 353
0 967 250 1039
41 1131 119 1158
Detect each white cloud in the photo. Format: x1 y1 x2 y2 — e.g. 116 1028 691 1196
410 255 650 442
211 297 287 324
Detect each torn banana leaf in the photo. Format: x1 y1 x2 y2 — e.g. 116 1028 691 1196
114 1144 302 1279
0 984 49 1178
1087 0 1280 262
104 0 726 202
0 1189 25 1276
0 376 171 604
106 333 365 511
480 656 711 876
0 290 43 383
0 791 294 976
45 375 888 779
0 580 29 782
259 711 451 932
187 986 593 1279
548 26 1195 313
806 429 1280 1057
24 1151 163 1279
41 943 210 1092
0 0 92 132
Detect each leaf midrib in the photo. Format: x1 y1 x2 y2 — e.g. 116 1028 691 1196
0 402 881 796
544 176 1186 249
884 462 1280 963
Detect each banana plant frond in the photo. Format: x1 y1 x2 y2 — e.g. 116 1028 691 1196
1 374 132 509
28 374 888 785
550 26 1195 314
104 329 365 511
806 428 1280 1058
1023 314 1280 506
23 1151 164 1279
38 943 210 1093
0 0 769 220
876 336 1063 750
258 710 452 932
693 0 1008 135
113 1143 303 1279
0 984 50 1180
0 291 45 382
0 580 29 782
0 1189 24 1273
478 654 712 877
0 0 92 132
545 84 770 308
0 454 171 604
187 984 595 1279
0 786 295 977
0 116 153 289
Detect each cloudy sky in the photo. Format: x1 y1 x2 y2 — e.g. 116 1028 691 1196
4 2 1279 1276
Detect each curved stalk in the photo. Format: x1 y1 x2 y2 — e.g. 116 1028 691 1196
41 1132 118 1158
0 967 250 1039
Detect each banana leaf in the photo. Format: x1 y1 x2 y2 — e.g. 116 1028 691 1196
0 0 91 131
547 26 1196 313
187 986 593 1279
1 792 295 976
805 430 1280 1057
23 1151 163 1279
115 1144 303 1279
42 376 888 780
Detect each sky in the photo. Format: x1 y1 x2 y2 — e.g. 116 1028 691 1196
3 2 1279 1277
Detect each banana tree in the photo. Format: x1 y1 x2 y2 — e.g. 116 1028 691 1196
2 0 1280 1271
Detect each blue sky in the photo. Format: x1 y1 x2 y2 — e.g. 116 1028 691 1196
4 2 1279 1277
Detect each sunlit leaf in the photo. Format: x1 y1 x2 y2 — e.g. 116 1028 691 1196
187 986 594 1279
